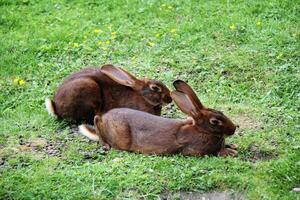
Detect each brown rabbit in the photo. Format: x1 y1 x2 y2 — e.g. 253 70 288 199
45 64 172 123
79 80 238 157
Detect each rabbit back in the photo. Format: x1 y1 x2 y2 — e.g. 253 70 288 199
51 66 167 123
99 108 185 154
54 77 103 123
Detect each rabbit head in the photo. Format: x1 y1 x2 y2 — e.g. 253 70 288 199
171 80 236 137
101 65 172 106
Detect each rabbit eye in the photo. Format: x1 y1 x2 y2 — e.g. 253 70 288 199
149 84 162 92
209 117 223 126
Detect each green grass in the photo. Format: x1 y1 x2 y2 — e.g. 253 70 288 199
0 0 299 199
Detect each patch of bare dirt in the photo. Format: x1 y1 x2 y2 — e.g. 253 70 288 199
160 191 244 200
242 144 277 163
232 114 263 136
18 137 65 157
43 141 64 156
232 114 261 129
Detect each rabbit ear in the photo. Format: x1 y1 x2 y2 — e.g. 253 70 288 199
101 65 143 89
171 91 200 118
173 80 204 109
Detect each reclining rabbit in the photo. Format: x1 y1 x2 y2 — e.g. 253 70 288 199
79 80 237 157
45 64 172 123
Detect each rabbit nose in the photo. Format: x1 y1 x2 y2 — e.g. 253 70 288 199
236 124 240 128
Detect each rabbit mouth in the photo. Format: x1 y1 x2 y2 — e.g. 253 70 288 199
224 128 236 136
216 123 236 137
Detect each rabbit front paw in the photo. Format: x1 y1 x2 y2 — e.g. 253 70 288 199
218 148 238 157
225 143 238 150
99 142 110 151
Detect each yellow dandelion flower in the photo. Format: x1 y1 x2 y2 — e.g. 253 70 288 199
19 79 26 85
106 40 110 45
111 32 116 35
229 24 236 30
148 42 155 47
94 29 102 34
256 21 262 26
73 43 79 48
98 41 102 45
170 28 176 33
13 78 19 85
155 33 161 38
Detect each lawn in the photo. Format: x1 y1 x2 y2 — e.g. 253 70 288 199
0 0 299 199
